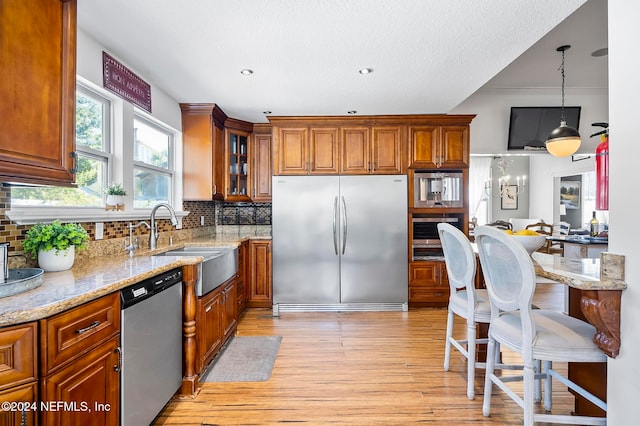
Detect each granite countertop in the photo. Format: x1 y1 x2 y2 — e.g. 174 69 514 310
0 232 270 327
531 252 626 291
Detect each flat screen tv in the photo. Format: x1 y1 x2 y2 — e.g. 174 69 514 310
507 106 581 151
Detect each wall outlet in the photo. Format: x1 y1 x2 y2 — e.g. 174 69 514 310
95 222 104 240
201 216 205 226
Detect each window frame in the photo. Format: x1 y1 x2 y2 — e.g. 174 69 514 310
6 78 187 225
132 113 176 208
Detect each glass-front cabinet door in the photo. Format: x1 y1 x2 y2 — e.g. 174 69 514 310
226 129 251 200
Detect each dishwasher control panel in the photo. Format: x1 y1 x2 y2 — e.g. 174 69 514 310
121 268 182 309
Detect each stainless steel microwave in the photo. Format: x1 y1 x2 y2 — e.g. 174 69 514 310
413 172 463 208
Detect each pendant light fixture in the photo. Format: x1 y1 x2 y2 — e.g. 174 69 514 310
546 45 582 157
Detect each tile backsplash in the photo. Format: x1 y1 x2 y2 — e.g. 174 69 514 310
0 184 271 262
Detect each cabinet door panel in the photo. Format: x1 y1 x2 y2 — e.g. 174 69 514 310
41 338 120 426
409 263 439 287
340 127 370 174
440 126 469 167
276 128 308 175
252 133 272 201
197 289 222 372
0 322 37 391
372 126 403 174
309 127 339 174
222 280 237 339
0 383 37 426
0 0 76 185
408 125 439 168
248 241 272 308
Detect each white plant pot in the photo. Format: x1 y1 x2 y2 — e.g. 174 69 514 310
106 195 124 205
38 246 75 272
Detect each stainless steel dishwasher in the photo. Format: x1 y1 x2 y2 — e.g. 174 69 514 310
120 268 183 426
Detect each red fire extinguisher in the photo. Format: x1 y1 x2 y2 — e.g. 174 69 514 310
592 122 609 210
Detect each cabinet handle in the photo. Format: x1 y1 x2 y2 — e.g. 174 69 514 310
213 184 217 195
76 320 100 334
434 292 444 297
70 151 78 174
114 347 122 372
206 305 212 313
372 162 377 171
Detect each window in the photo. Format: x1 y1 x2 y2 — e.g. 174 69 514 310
133 116 174 209
11 85 111 207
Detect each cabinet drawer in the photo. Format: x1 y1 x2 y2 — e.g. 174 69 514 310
40 292 120 374
409 287 449 304
0 322 37 391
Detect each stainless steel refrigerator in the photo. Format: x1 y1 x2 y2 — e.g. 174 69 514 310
272 175 408 313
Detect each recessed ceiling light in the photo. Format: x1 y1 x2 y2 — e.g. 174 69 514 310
240 69 254 75
591 48 608 57
347 110 358 114
263 111 272 115
358 68 373 74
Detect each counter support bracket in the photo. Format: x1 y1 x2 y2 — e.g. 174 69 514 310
581 289 622 358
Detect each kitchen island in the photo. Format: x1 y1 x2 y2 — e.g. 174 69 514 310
531 251 626 417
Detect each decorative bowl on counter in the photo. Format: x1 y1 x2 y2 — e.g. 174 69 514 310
510 234 547 255
0 268 45 298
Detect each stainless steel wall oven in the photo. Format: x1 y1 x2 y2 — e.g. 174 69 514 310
411 215 463 260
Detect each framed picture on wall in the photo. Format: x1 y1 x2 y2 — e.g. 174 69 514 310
560 181 581 209
501 185 518 210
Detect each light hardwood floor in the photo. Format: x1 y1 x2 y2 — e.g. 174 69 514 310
154 284 578 425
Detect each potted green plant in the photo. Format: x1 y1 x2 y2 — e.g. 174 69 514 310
23 221 90 272
105 182 126 210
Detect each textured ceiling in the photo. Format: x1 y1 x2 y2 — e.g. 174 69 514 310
78 0 606 123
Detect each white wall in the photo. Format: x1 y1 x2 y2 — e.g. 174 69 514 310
77 29 182 131
452 87 608 155
607 1 640 424
454 84 608 222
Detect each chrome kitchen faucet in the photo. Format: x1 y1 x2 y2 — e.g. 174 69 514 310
149 203 178 250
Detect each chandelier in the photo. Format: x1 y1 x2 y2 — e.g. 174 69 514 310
484 158 526 198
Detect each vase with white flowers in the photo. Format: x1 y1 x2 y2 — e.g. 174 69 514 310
22 221 90 272
105 183 126 211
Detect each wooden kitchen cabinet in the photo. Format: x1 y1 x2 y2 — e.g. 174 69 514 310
252 128 273 201
248 240 272 308
40 337 120 426
0 322 38 426
196 275 239 373
236 241 249 315
309 127 340 174
221 278 237 341
0 382 38 426
340 126 404 174
408 261 449 307
274 126 339 175
225 125 252 201
180 103 228 200
197 287 223 373
408 124 469 169
39 292 121 426
0 0 77 185
340 126 370 174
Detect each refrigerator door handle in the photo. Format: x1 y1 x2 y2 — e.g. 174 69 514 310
341 195 348 254
333 196 339 255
